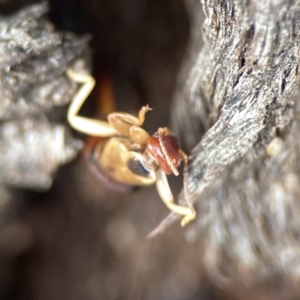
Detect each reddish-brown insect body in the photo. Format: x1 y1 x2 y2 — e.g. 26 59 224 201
146 133 180 175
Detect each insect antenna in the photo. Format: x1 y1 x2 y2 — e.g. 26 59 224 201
158 135 179 176
179 150 195 214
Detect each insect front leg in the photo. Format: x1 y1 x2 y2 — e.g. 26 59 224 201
67 69 118 137
155 169 196 227
107 105 151 137
129 125 150 149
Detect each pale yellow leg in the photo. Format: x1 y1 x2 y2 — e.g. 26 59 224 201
107 105 151 137
129 125 150 147
66 69 118 137
155 169 196 227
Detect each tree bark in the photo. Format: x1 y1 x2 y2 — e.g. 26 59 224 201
153 0 300 298
0 4 90 189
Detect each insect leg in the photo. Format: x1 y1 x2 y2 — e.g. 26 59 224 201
129 125 150 148
155 169 196 227
67 69 118 137
107 105 151 136
179 150 196 215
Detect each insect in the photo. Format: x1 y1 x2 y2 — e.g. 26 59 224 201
66 69 196 226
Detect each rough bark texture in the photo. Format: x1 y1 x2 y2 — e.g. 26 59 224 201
166 0 300 298
0 4 89 298
0 3 89 189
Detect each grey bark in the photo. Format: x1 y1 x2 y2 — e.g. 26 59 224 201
152 0 300 298
0 4 91 296
0 3 91 189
